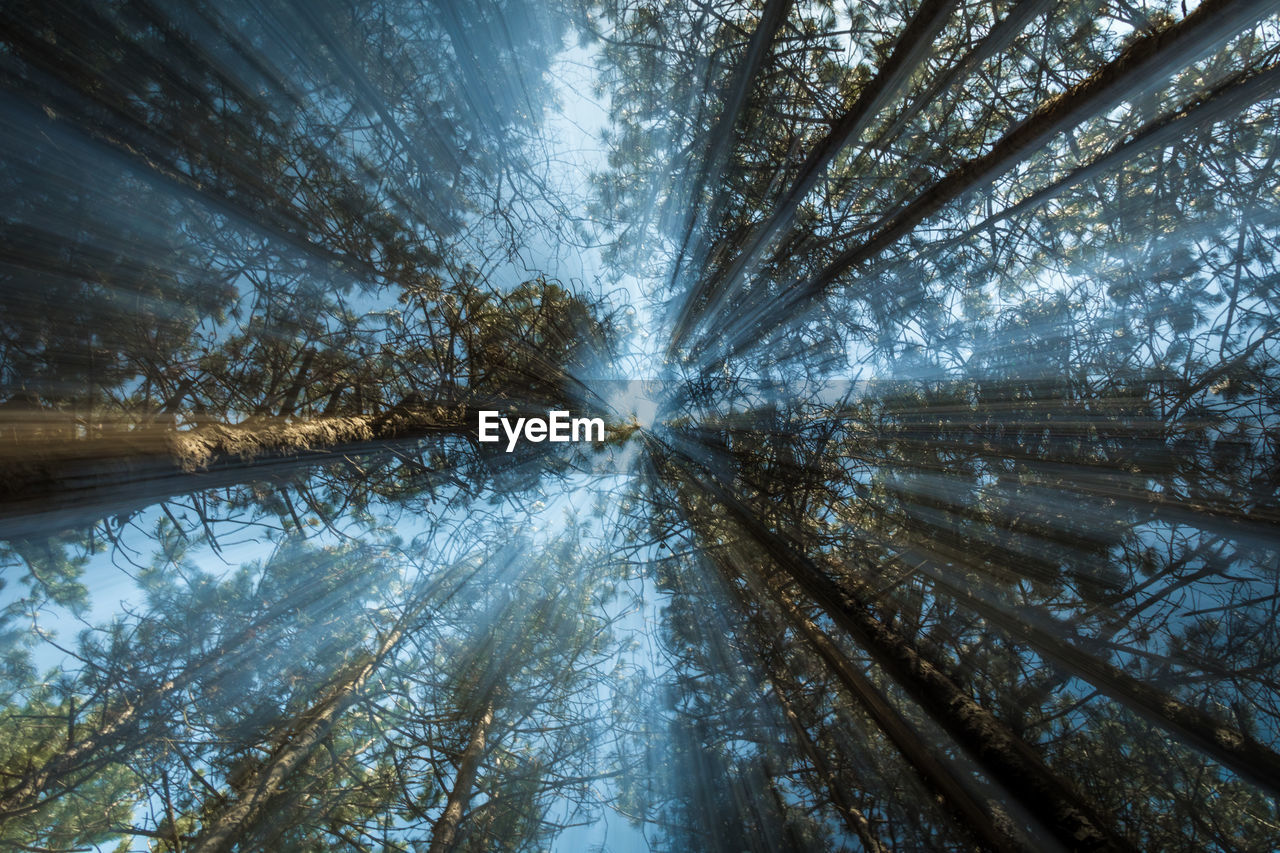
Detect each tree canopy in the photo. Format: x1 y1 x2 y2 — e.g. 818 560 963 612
1 0 1279 850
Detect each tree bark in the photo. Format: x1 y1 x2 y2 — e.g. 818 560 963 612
870 0 1057 150
666 0 795 333
709 0 1277 362
759 584 1024 852
771 686 892 853
894 543 1280 796
427 701 495 853
0 402 471 538
671 0 958 352
704 536 1026 851
802 0 1277 297
188 618 410 853
656 443 1135 852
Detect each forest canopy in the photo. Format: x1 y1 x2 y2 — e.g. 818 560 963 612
1 0 1279 850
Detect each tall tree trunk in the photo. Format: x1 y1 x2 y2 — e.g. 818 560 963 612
666 0 795 330
771 683 891 853
816 0 1277 288
0 577 347 823
182 556 480 852
655 443 1135 851
1 0 407 282
672 0 959 353
0 401 470 538
709 0 1277 362
870 0 1057 150
901 61 1280 279
710 541 1025 852
427 701 495 853
892 541 1280 796
768 595 1023 851
188 617 410 853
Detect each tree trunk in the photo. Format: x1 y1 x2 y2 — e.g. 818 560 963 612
768 652 894 853
894 542 1280 796
275 349 316 417
708 0 1276 363
925 62 1280 271
0 401 470 538
427 701 495 853
657 445 1135 851
711 544 1024 852
672 0 958 352
0 578 345 823
870 0 1057 150
666 0 795 333
766 588 1022 852
188 619 409 853
803 0 1275 295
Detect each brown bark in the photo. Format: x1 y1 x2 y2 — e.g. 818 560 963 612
672 0 959 352
188 619 409 853
426 701 495 853
655 443 1135 852
893 543 1280 797
0 402 471 538
801 0 1277 300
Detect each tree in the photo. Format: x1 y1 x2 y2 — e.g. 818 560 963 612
4 0 1280 848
